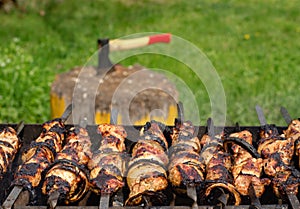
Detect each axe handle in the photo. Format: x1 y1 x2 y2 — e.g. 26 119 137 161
109 33 171 51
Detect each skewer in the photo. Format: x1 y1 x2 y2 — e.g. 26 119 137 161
99 194 110 209
216 188 229 208
279 107 300 209
248 183 262 209
286 191 300 209
2 104 73 209
256 105 300 209
207 118 229 207
48 190 60 209
280 106 292 124
98 108 119 209
1 121 25 209
2 186 23 209
177 101 184 123
15 121 25 136
47 106 87 209
176 102 199 209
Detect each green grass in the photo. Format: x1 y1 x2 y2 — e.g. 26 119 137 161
0 0 300 125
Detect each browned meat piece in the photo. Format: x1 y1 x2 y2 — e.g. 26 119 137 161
284 119 300 141
89 152 125 194
125 121 170 206
229 130 270 197
97 124 126 152
284 119 300 165
200 133 241 205
88 124 127 195
168 121 205 194
13 119 65 194
0 126 21 178
126 161 168 206
42 126 92 204
200 134 223 165
129 139 168 168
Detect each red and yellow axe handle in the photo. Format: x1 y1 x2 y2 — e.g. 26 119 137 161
109 33 171 51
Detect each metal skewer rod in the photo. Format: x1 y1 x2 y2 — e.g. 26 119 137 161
216 188 229 208
60 103 73 123
187 185 198 209
177 101 184 124
99 193 110 209
2 186 23 209
286 191 300 209
16 121 25 136
48 190 60 209
248 183 262 209
255 105 267 126
280 106 292 124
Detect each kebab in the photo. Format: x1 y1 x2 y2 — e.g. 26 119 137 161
3 104 72 209
88 109 127 209
256 105 300 208
200 118 241 206
125 120 171 206
224 129 270 207
168 102 204 208
42 119 92 208
0 121 24 179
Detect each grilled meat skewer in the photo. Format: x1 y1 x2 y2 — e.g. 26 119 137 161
125 120 170 206
88 123 127 195
200 119 241 206
279 107 300 209
0 121 24 179
11 118 67 205
168 121 205 194
42 125 92 206
168 119 204 209
259 126 299 197
226 130 270 198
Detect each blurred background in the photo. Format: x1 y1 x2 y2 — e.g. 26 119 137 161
0 0 299 125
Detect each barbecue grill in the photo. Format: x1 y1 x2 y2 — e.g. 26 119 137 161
1 122 299 209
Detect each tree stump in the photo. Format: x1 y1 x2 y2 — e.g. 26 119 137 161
50 64 179 125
